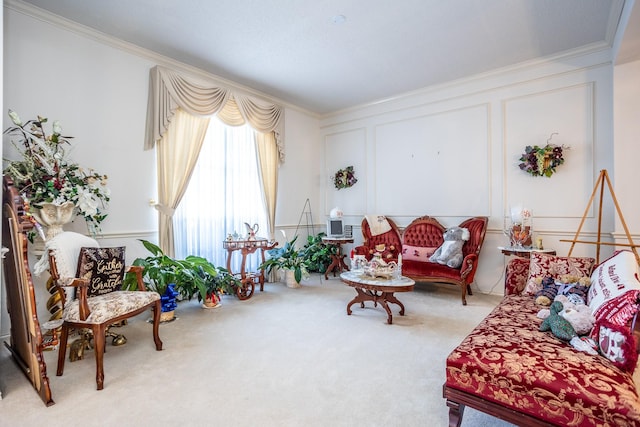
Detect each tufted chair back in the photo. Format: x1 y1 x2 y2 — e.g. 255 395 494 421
402 216 446 248
356 216 402 261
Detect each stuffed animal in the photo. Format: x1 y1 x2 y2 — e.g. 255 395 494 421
540 301 576 341
534 274 591 306
555 295 595 336
429 227 470 269
368 243 397 261
535 276 558 306
539 300 598 355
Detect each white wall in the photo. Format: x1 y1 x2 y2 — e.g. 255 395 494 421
0 5 321 337
320 51 624 295
613 59 640 240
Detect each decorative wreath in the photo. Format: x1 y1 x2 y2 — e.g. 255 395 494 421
333 166 357 190
518 133 567 178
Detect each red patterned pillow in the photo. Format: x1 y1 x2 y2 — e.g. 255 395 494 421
595 320 639 372
523 252 595 295
588 250 640 337
401 245 437 262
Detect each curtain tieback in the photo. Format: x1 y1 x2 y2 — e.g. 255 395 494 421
154 203 175 217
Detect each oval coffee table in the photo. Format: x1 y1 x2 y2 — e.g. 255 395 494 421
340 271 415 324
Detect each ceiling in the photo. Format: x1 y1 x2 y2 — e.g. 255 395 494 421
15 0 639 115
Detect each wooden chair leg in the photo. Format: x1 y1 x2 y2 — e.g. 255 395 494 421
92 324 106 390
152 301 163 351
467 284 473 296
446 399 465 427
57 323 69 376
460 284 467 306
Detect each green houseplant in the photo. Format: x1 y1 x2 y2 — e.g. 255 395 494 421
260 235 309 287
123 240 223 312
300 232 334 273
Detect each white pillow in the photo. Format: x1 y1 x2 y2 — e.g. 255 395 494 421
588 251 640 334
588 250 640 312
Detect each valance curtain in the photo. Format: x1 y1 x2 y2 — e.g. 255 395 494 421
144 65 284 161
144 66 284 254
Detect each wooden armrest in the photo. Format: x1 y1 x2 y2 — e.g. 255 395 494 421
126 265 148 291
71 278 91 321
459 254 478 281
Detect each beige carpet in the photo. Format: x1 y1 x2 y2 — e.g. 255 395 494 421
0 274 514 427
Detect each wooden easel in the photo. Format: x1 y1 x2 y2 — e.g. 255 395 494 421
562 169 639 264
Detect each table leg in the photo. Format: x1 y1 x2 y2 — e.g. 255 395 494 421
346 288 404 324
325 254 340 280
383 292 405 316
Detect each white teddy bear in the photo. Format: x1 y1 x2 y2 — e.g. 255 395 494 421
429 226 470 269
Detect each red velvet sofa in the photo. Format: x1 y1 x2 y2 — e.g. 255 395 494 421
443 256 640 427
401 216 487 306
354 215 488 305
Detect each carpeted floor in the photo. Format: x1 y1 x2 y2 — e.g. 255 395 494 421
0 273 514 427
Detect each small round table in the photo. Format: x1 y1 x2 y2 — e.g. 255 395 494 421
322 236 354 279
340 271 415 324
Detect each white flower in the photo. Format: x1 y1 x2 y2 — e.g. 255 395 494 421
8 110 22 126
76 188 99 217
52 120 61 134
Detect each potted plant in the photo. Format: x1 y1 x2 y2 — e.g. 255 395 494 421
260 236 309 288
300 232 335 274
122 240 220 319
199 267 242 308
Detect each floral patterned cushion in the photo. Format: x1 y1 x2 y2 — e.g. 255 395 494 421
63 291 160 324
446 294 640 426
504 257 530 295
401 244 437 262
523 252 595 295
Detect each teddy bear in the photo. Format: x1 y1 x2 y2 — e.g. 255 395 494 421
535 276 558 305
429 226 470 269
368 243 397 261
555 294 595 335
534 274 591 306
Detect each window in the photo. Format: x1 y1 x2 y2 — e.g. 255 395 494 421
174 117 268 272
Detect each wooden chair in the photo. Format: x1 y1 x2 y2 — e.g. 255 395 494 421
42 232 164 390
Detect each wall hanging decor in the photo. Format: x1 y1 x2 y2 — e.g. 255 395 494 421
518 133 567 178
333 166 357 189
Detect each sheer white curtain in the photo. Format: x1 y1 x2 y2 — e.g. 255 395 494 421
173 117 268 272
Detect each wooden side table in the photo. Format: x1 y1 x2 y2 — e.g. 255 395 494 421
321 236 354 280
498 246 556 258
223 238 276 297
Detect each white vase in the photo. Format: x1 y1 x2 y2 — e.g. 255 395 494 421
31 201 75 240
285 270 301 288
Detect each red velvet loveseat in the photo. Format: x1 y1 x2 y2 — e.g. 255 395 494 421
443 253 640 427
354 215 488 305
401 216 487 306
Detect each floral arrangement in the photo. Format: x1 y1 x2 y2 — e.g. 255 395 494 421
518 133 566 178
333 166 357 189
3 110 110 234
